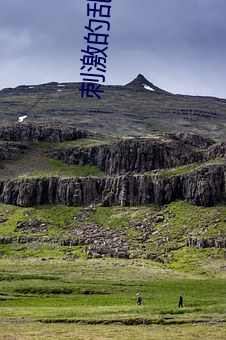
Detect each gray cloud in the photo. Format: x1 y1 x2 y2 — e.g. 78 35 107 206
0 0 225 97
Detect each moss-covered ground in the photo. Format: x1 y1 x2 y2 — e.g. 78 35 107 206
0 201 225 276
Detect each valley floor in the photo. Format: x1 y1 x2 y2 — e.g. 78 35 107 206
0 322 225 340
0 257 225 339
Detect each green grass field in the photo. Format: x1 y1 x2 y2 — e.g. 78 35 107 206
0 200 225 338
0 258 225 339
0 322 225 340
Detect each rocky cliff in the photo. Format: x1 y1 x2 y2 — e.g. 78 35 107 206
0 123 90 142
0 125 225 208
0 164 225 207
52 137 203 175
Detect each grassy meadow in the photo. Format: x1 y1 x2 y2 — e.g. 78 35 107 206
0 200 225 338
0 257 225 339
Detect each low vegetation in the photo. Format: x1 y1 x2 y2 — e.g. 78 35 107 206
0 201 225 277
0 130 225 337
0 142 105 179
0 322 225 340
0 257 225 339
23 160 105 178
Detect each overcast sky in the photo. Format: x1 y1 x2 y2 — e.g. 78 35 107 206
0 0 225 97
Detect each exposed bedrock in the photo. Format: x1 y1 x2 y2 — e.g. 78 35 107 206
164 132 215 149
0 142 28 161
0 164 225 207
52 138 204 175
203 142 226 160
0 123 90 142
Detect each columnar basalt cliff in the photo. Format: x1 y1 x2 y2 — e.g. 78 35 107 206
0 123 90 142
52 138 203 175
0 164 225 207
0 124 225 208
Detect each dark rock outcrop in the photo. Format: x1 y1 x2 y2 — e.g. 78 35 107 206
52 138 203 175
16 218 48 233
0 142 28 161
204 142 226 160
0 128 225 208
165 132 215 149
0 164 225 207
0 124 90 143
125 74 171 94
187 237 226 249
181 165 226 205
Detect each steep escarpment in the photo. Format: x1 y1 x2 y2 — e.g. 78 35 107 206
0 127 225 208
52 137 203 175
0 123 90 142
0 164 225 207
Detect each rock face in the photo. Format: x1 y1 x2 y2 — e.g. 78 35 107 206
0 164 225 207
125 74 171 94
165 132 215 149
187 237 226 249
0 142 28 161
52 138 203 175
0 124 90 142
0 126 225 208
204 142 226 160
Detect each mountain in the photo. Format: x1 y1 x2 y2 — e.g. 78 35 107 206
0 75 225 265
0 74 226 140
0 123 225 263
125 74 171 94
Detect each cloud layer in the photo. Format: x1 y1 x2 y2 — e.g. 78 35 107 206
0 0 225 97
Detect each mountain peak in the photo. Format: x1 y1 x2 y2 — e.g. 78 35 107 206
125 74 171 94
137 73 146 80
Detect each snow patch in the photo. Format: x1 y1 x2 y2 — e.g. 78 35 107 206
29 86 34 89
57 89 62 92
18 115 27 123
57 84 65 87
143 84 155 91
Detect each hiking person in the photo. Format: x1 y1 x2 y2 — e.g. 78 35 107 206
137 293 142 306
178 294 183 307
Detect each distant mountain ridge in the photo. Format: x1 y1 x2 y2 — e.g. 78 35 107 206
0 74 226 140
125 74 172 94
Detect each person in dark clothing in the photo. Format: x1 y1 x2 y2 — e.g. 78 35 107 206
178 294 183 307
137 293 142 305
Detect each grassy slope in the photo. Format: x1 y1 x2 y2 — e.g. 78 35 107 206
1 83 226 139
0 140 105 179
0 201 225 277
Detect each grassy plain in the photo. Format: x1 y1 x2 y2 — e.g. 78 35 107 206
0 258 225 339
0 322 225 340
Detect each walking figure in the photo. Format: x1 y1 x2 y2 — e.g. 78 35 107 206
137 293 142 306
178 294 183 308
